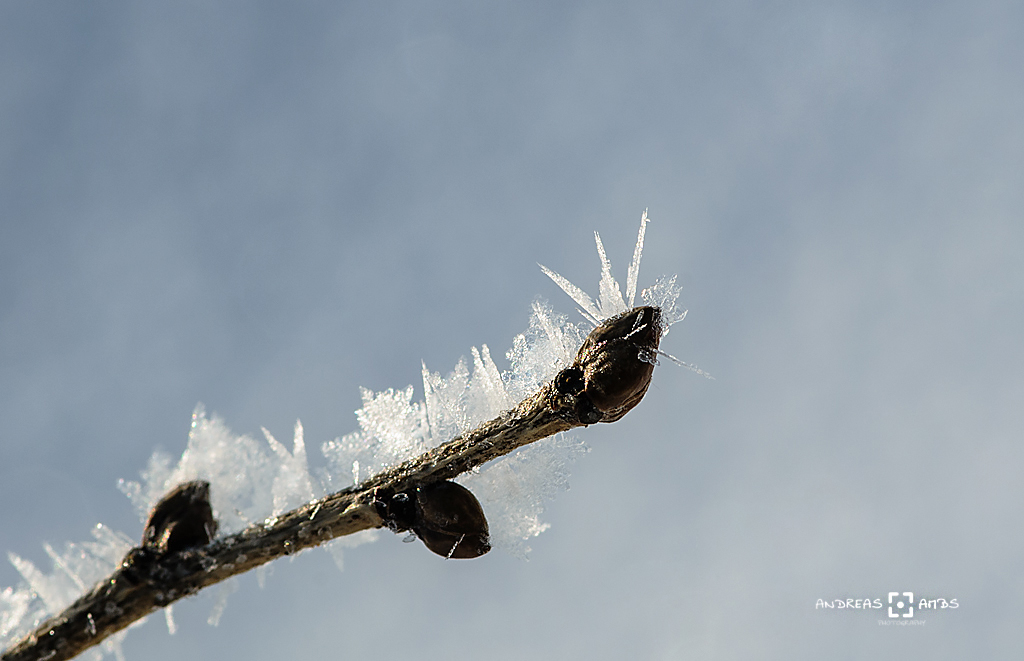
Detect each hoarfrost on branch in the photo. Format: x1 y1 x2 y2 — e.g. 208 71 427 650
1 211 691 656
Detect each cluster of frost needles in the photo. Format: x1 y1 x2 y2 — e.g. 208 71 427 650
0 211 696 659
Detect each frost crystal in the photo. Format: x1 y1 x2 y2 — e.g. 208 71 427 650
626 209 649 308
206 579 239 627
540 209 686 332
264 421 315 516
2 525 136 658
459 435 589 558
1 210 689 655
119 407 280 534
642 274 687 333
504 301 586 403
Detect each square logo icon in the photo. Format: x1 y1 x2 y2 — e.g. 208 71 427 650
888 592 914 618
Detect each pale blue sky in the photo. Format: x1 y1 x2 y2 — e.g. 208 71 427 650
2 2 1022 658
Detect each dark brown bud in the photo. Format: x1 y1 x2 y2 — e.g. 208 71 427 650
143 480 218 554
413 481 491 559
374 481 491 559
570 306 662 423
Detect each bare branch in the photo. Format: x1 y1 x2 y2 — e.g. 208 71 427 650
1 306 662 661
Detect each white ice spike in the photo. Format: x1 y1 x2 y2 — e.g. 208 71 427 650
594 231 627 318
626 209 649 308
538 264 601 324
541 209 679 327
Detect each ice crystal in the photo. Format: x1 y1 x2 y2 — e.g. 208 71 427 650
263 421 316 516
119 408 280 534
206 578 239 627
504 301 586 403
0 210 689 655
540 209 685 334
626 210 649 308
458 435 589 558
642 274 688 333
164 605 176 635
2 525 136 659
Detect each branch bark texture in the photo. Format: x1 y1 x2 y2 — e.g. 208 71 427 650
2 306 662 661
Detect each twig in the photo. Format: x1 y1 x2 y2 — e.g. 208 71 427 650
1 306 662 661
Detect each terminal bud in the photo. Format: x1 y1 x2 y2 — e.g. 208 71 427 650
559 305 662 423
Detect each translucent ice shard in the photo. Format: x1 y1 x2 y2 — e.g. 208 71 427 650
468 345 511 423
626 209 649 308
0 586 33 641
207 578 239 627
1 524 136 655
540 210 682 334
541 210 689 345
264 421 316 516
594 231 628 318
504 300 586 403
119 407 278 534
538 264 601 325
422 359 471 445
356 386 430 462
642 274 687 333
164 605 177 635
459 433 588 558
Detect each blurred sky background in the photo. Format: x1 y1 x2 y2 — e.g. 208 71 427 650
2 1 1022 659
